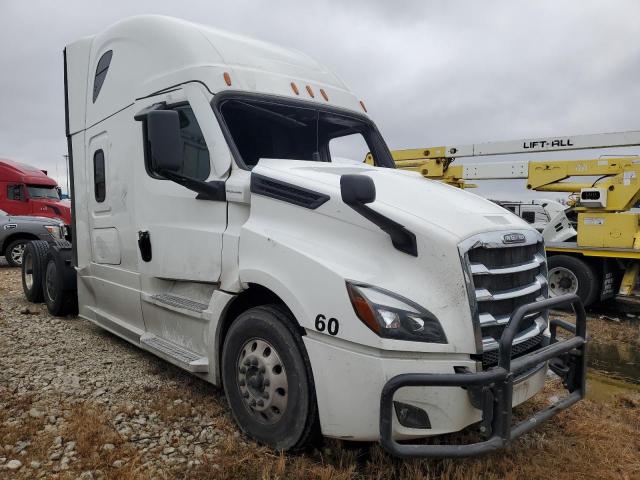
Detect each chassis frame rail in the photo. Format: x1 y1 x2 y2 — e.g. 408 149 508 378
379 294 587 457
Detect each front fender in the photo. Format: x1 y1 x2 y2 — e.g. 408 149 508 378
238 193 474 354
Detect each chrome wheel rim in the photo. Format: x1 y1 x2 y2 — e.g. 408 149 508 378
23 252 34 290
237 338 288 424
10 243 26 265
548 266 578 296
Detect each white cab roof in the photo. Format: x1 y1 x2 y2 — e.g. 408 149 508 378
66 15 365 132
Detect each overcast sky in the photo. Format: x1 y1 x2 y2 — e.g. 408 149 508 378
2 0 640 200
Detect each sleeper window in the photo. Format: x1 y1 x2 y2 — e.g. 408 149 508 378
94 150 106 202
93 50 113 103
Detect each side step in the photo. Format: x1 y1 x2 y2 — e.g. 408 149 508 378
143 293 208 318
140 333 209 373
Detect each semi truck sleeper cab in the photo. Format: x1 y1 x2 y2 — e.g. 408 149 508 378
22 15 587 456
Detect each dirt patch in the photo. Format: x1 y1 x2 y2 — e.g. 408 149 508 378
1 264 638 479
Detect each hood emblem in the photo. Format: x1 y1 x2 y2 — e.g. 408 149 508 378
502 233 526 244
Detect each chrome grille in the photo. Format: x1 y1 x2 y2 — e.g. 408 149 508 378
459 230 549 367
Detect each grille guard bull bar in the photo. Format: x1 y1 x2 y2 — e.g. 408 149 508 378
379 293 587 458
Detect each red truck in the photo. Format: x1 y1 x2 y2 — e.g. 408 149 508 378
0 159 71 225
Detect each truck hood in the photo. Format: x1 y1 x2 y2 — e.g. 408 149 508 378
29 198 72 225
254 159 528 241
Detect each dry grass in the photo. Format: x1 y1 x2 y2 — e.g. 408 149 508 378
0 391 55 469
551 308 640 348
179 379 640 480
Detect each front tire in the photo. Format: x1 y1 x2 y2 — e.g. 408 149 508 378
548 255 599 307
221 305 318 451
5 239 29 267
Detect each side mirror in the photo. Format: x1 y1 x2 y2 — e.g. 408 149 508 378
340 174 376 205
147 110 183 173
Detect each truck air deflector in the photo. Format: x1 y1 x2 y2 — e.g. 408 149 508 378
250 173 330 209
340 174 418 257
63 47 78 265
379 294 587 457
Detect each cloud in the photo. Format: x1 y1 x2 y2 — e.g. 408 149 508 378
1 0 639 196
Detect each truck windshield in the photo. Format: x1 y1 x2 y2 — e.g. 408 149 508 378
215 96 395 169
27 185 60 200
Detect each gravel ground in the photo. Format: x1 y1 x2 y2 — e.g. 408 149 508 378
0 261 244 479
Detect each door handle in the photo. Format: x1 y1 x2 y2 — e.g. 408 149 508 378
138 230 152 262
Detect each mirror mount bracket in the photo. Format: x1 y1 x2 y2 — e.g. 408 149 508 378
134 102 167 121
158 169 226 202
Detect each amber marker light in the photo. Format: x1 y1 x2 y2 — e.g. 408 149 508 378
305 85 315 98
290 82 300 95
320 88 329 101
223 72 232 86
346 283 380 334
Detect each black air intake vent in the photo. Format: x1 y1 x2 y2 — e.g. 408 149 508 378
250 173 329 209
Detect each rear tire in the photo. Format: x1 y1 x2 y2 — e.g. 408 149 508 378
43 248 78 316
5 238 29 267
548 255 599 307
221 305 318 451
21 240 50 303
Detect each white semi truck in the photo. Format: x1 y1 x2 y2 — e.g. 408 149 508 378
22 16 587 456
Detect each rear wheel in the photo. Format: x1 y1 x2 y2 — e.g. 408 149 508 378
5 238 29 267
548 255 599 307
221 305 318 451
21 240 50 302
43 249 78 316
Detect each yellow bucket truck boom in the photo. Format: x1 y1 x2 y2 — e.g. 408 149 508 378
389 130 640 307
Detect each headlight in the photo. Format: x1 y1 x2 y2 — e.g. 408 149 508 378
44 225 63 239
346 282 447 343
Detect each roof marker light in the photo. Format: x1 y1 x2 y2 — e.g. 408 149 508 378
290 82 300 95
223 72 232 86
320 88 329 101
305 85 315 98
359 100 368 113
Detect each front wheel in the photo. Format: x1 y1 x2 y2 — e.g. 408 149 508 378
221 305 318 451
5 239 28 267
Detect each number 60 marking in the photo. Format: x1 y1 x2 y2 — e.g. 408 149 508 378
315 314 339 336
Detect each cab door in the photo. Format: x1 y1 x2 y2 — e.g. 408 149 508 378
132 85 228 355
5 184 30 216
134 88 226 283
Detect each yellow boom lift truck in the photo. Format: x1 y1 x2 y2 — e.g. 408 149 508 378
388 131 640 308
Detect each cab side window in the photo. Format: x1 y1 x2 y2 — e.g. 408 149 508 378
146 104 210 181
7 185 24 201
94 150 106 202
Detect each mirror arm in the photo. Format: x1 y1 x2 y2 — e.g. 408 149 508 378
158 169 226 201
134 102 167 121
